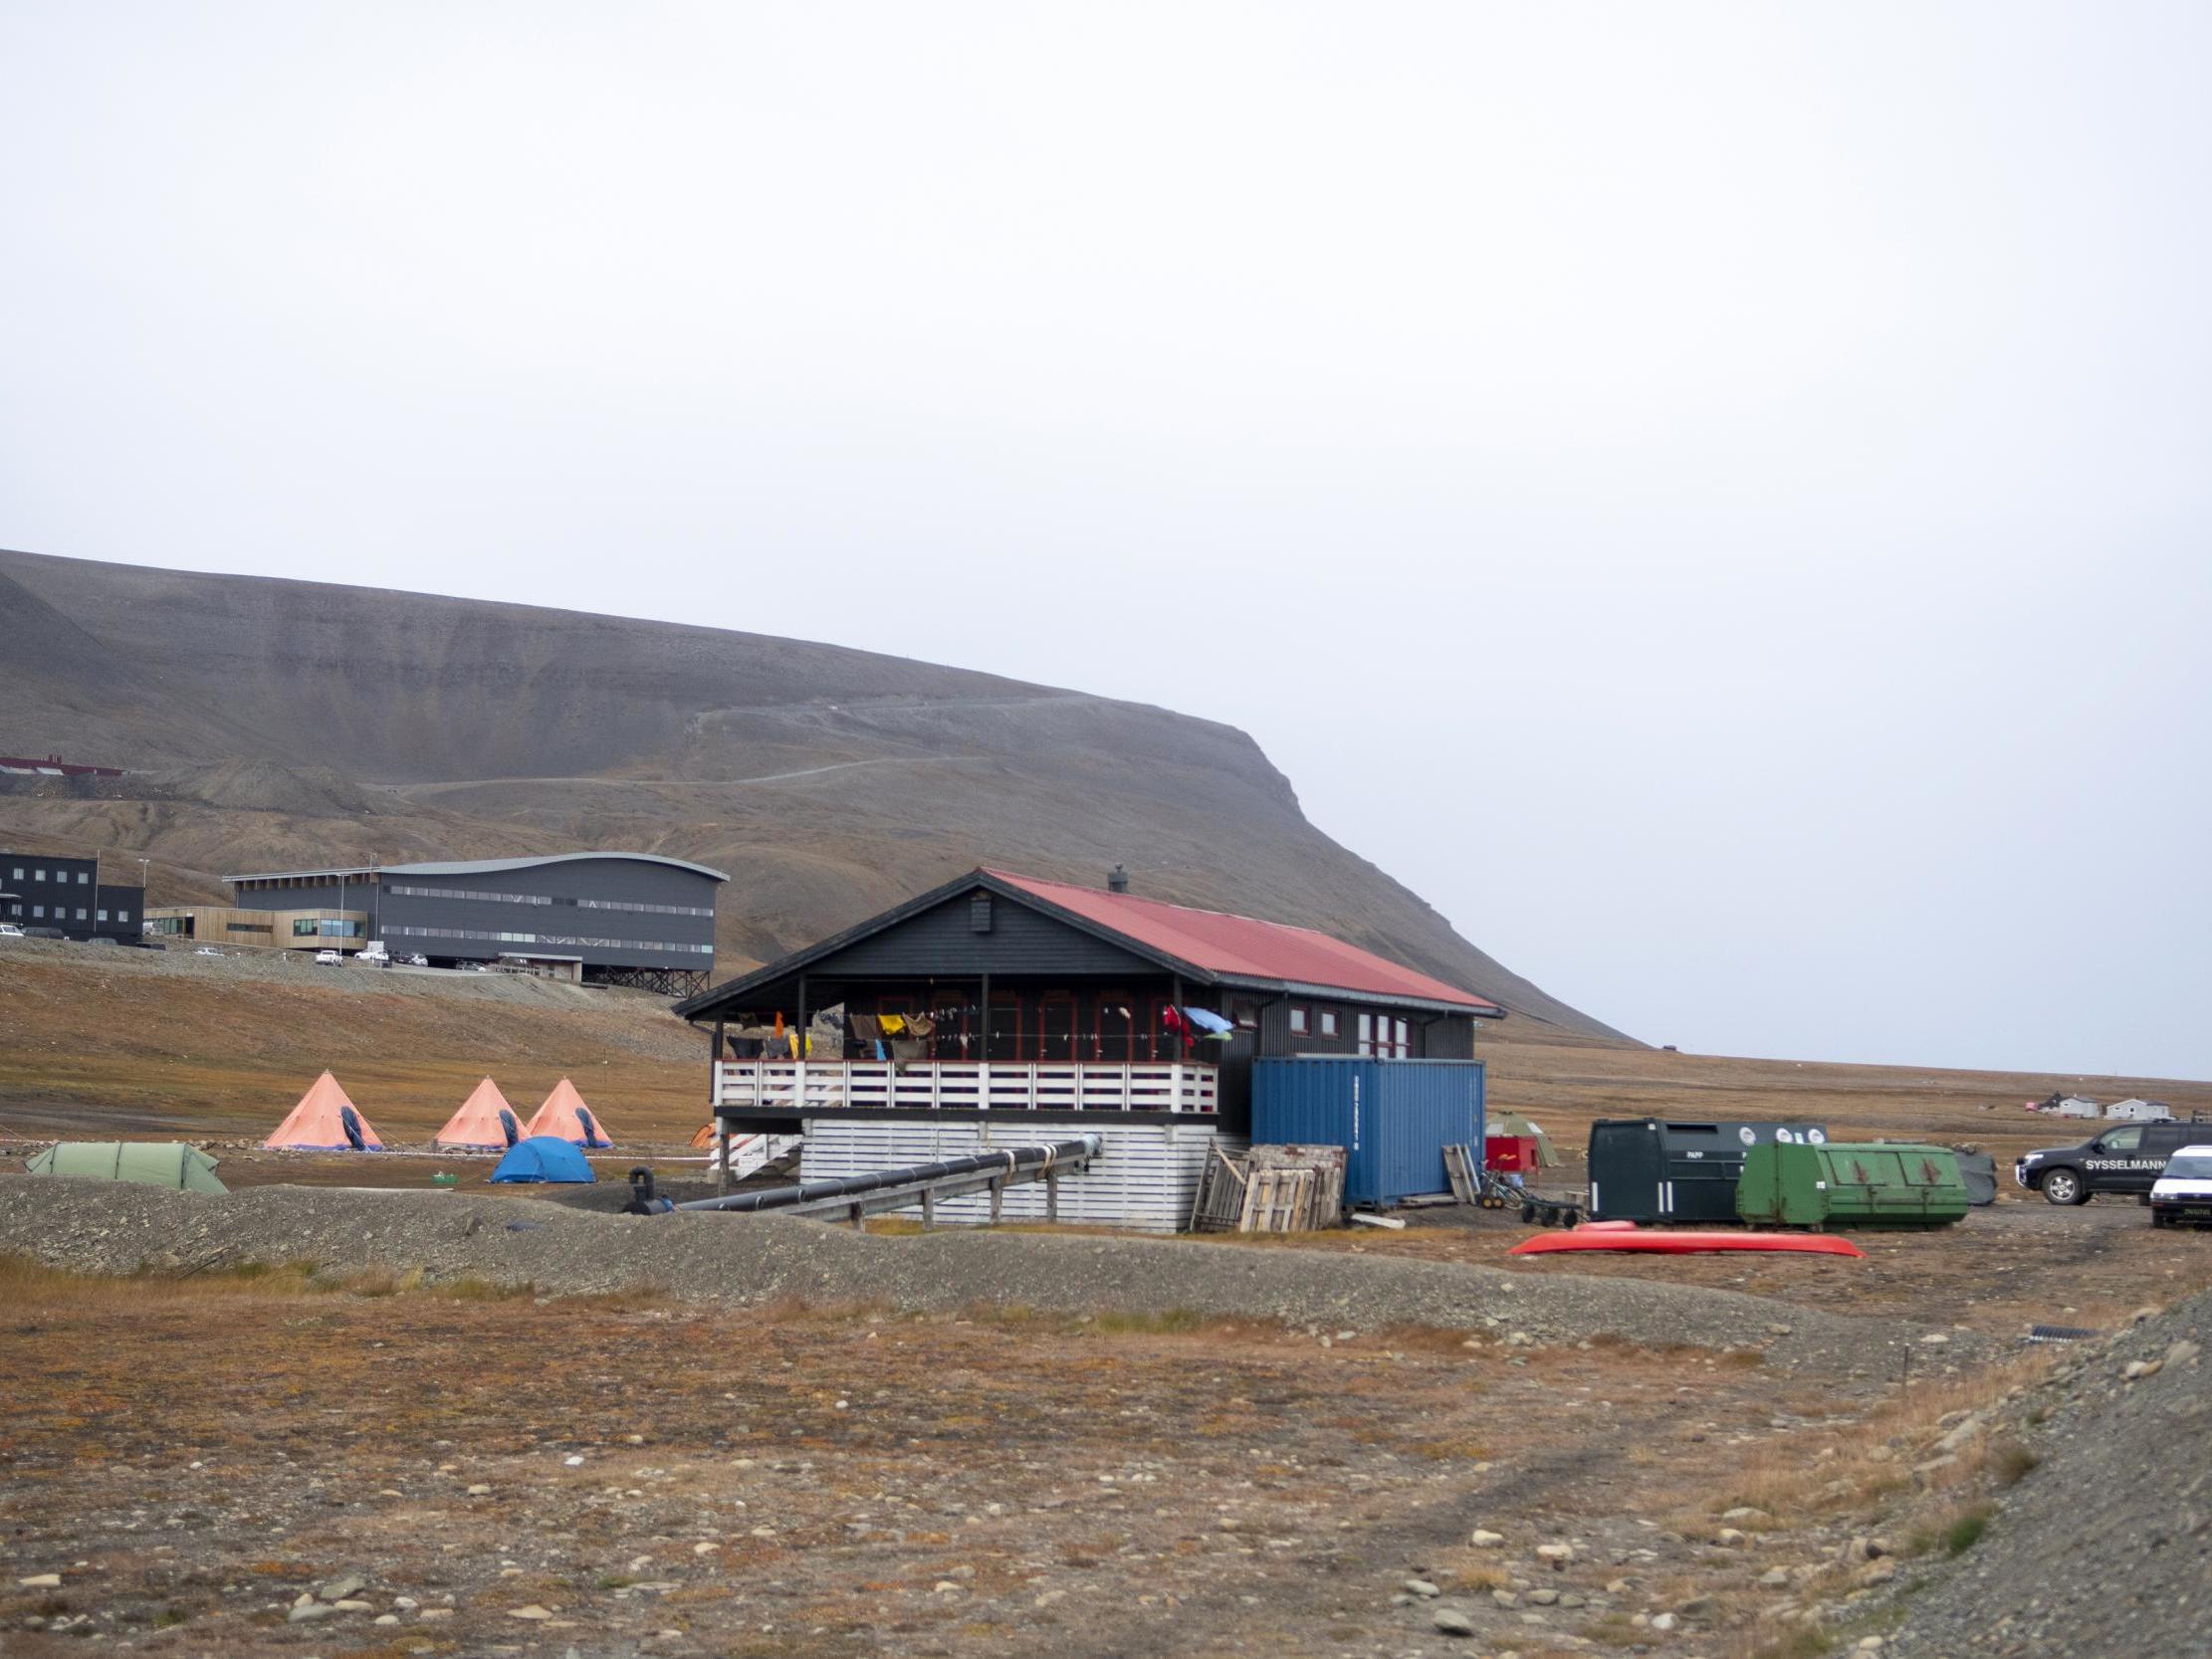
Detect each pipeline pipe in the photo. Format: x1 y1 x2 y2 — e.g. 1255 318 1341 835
673 1134 1102 1214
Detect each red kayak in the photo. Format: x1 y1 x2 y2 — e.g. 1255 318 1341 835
1509 1224 1864 1258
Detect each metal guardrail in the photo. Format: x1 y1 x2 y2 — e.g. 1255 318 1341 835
674 1134 1103 1227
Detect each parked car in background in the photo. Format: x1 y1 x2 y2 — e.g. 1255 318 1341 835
2016 1120 2204 1204
0 923 24 939
404 952 429 966
314 949 343 965
194 945 221 956
357 940 390 965
2150 1145 2212 1228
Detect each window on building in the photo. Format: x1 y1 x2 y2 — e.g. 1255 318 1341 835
118 911 130 925
32 906 43 919
75 908 88 922
78 872 90 884
34 869 45 882
1319 1010 1338 1038
1355 1012 1411 1058
1232 998 1259 1030
9 867 20 880
1288 1006 1309 1037
97 910 109 923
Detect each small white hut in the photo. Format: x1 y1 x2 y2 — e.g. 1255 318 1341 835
2104 1098 2175 1123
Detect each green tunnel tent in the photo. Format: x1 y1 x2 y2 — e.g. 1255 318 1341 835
26 1141 228 1193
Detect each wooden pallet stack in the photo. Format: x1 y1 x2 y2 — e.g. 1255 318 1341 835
1189 1142 1348 1233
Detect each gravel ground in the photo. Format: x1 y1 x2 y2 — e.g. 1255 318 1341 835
0 933 689 1025
1889 1284 2212 1657
0 1174 1984 1375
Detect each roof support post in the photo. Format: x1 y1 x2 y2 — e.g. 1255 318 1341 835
712 1017 730 1195
796 974 808 1061
1171 974 1187 1060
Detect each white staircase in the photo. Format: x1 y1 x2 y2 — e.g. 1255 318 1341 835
723 1133 801 1180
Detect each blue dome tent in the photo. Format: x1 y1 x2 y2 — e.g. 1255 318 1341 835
490 1136 597 1184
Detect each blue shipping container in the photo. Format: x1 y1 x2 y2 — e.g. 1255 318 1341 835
1250 1058 1486 1206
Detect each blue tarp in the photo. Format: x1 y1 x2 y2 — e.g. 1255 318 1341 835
1183 1007 1234 1035
490 1136 597 1184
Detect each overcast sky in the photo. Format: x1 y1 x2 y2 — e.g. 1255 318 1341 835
4 2 2208 1079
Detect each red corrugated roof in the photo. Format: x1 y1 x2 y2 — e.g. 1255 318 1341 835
985 870 1500 1011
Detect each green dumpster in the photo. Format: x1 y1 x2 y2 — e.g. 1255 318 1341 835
1736 1141 1968 1228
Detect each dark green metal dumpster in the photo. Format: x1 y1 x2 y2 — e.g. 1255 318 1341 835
1587 1119 1830 1223
1736 1141 1968 1228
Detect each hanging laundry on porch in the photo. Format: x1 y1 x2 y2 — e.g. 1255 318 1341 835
878 1012 910 1037
1161 1005 1187 1033
850 1012 881 1039
1183 1007 1234 1036
906 1014 936 1038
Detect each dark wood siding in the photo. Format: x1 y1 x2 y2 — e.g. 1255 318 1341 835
808 894 1157 978
1426 1016 1477 1060
1257 996 1480 1061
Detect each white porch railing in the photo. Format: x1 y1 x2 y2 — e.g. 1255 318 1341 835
713 1059 1219 1115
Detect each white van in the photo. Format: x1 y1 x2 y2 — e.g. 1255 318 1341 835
2148 1143 2212 1229
357 940 390 965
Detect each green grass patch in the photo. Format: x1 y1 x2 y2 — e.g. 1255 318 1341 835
1943 1506 1992 1555
1086 1308 1207 1336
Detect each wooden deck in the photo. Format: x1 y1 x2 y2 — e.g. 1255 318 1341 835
712 1059 1219 1115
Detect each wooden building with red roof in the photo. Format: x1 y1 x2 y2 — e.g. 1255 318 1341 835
675 868 1501 1229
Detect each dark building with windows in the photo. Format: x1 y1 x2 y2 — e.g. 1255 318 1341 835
0 853 143 942
674 868 1502 1228
227 853 725 992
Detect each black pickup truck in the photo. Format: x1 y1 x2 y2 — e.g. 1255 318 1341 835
2014 1120 2202 1204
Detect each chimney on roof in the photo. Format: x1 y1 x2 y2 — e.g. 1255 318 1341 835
1106 864 1129 894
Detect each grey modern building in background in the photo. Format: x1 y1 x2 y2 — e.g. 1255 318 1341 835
0 852 143 943
228 852 725 993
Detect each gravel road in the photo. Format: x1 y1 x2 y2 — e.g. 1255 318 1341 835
0 933 688 1023
0 1175 1981 1376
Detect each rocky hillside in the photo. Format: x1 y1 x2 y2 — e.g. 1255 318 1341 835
0 546 1617 1033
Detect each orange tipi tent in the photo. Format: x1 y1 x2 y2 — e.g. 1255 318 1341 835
434 1078 525 1150
524 1078 613 1147
263 1071 385 1151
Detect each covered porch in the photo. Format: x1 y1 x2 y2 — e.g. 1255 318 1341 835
712 1056 1220 1116
704 969 1233 1126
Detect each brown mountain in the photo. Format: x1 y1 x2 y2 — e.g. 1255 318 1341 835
0 547 1620 1034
